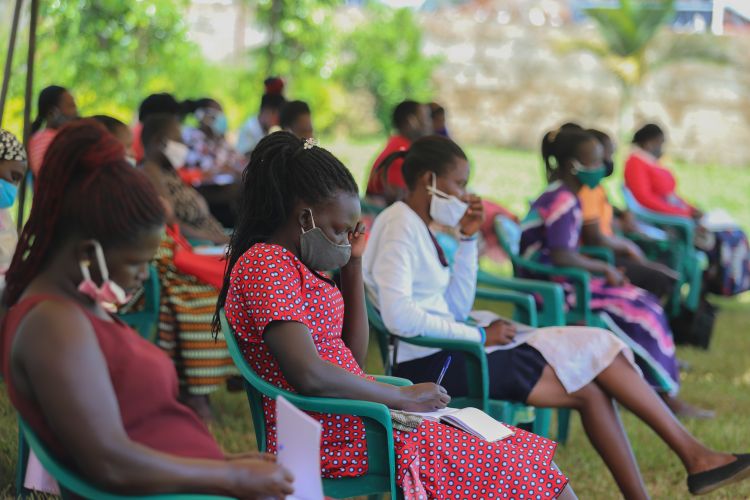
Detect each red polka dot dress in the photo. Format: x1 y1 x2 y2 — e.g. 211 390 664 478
225 243 568 499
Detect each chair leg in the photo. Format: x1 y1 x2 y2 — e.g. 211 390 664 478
556 408 572 445
532 407 552 438
16 425 30 499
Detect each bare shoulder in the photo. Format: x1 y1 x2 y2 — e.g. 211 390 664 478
13 300 97 361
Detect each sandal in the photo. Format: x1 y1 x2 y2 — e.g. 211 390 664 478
688 454 750 495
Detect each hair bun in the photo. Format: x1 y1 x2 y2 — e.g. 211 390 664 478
264 77 285 96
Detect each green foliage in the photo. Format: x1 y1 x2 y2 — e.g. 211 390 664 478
337 5 439 132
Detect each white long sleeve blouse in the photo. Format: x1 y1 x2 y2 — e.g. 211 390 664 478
363 201 481 364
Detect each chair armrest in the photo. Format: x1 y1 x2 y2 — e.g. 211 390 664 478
477 270 565 327
372 375 412 387
475 286 537 327
630 210 695 247
580 246 615 265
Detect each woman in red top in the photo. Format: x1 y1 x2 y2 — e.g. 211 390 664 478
1 121 293 498
625 124 750 296
27 85 79 176
217 132 574 499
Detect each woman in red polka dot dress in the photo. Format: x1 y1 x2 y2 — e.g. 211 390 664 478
215 132 576 499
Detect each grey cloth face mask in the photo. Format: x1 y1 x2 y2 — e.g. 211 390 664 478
300 209 352 271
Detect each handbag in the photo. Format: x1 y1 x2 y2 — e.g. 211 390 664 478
669 299 717 350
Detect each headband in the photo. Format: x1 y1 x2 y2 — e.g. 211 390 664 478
0 129 27 162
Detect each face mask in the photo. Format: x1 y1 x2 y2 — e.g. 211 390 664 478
125 156 136 167
572 160 606 189
299 209 352 271
163 139 188 168
0 180 18 209
78 241 130 312
211 113 228 136
427 173 468 227
603 159 614 178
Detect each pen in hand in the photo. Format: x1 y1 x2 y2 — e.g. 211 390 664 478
436 355 452 386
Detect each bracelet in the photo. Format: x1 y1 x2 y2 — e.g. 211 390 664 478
478 326 486 343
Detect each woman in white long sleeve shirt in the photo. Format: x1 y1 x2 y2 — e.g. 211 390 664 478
362 135 749 499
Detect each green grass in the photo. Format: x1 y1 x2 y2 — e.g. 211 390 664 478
2 142 750 498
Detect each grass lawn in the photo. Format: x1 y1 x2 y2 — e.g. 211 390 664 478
2 140 750 498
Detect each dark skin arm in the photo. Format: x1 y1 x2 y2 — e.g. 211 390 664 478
264 322 450 411
551 248 627 286
11 302 293 499
339 223 368 366
581 220 645 262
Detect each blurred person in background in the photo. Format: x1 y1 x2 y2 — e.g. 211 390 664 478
430 102 449 137
28 85 78 176
0 129 27 293
132 93 183 164
280 100 314 140
90 115 135 164
181 97 244 177
365 100 432 206
236 77 286 157
625 124 750 296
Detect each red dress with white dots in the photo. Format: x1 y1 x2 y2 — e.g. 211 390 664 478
225 243 567 499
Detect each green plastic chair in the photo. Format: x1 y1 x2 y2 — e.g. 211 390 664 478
365 289 555 439
119 265 161 342
220 312 408 500
495 214 679 394
17 417 232 500
622 186 706 315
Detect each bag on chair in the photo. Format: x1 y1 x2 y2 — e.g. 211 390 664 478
669 299 717 350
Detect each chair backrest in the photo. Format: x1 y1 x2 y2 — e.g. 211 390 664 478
219 312 283 452
621 185 645 215
494 215 522 258
17 418 228 500
365 294 394 374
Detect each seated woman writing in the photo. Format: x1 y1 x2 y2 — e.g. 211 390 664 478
1 121 293 498
625 123 750 296
217 132 574 499
362 135 750 499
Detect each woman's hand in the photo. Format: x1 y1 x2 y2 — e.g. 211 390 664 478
229 459 294 499
458 194 485 237
348 222 367 260
226 452 276 463
604 266 628 287
396 383 451 412
485 319 517 346
624 240 645 263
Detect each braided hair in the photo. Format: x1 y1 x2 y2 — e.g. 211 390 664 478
3 120 166 307
30 85 67 134
541 128 595 182
212 131 358 333
374 135 467 192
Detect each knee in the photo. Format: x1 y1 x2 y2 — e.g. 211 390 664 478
573 382 611 409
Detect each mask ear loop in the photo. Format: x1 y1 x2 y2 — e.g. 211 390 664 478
91 241 111 283
79 258 93 282
301 209 316 234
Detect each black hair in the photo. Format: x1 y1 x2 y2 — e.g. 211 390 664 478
376 135 467 191
587 128 611 146
280 100 311 130
541 128 596 182
31 85 67 134
182 98 219 116
89 115 128 134
560 122 584 131
213 131 358 334
392 100 420 129
260 93 286 113
138 93 181 122
429 102 445 118
632 123 664 145
141 113 179 153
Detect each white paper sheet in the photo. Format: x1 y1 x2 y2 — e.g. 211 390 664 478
276 396 325 500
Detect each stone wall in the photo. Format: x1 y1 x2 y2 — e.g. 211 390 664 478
422 7 750 166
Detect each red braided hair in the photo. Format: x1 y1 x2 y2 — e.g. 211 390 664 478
3 120 166 307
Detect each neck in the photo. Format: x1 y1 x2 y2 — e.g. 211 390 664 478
25 248 101 313
266 225 302 259
559 173 582 192
199 123 215 138
403 191 431 226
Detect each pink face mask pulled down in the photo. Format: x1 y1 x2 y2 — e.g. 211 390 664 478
78 242 130 312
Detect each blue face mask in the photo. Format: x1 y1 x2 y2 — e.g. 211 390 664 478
211 113 228 136
0 179 18 209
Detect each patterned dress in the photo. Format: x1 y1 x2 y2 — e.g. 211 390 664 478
123 228 235 396
519 182 680 395
225 243 568 499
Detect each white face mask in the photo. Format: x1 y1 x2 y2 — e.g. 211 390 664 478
163 139 189 168
427 173 468 228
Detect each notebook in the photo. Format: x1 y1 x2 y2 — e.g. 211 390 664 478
276 396 324 500
410 406 515 442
